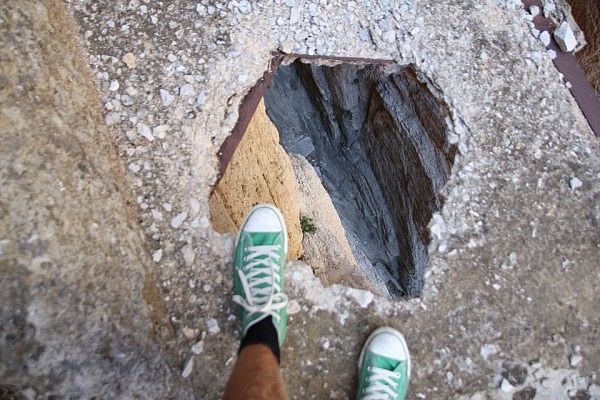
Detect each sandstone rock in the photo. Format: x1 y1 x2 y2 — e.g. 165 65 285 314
209 99 303 260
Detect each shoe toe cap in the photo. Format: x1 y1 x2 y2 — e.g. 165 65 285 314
368 331 409 361
243 206 285 232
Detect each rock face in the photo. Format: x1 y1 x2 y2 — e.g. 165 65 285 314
265 61 456 297
569 0 600 92
290 154 378 293
0 2 186 397
209 99 304 260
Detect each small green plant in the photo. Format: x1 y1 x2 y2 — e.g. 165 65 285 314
300 216 317 234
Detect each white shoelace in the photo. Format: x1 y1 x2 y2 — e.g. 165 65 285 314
361 366 402 400
233 244 288 325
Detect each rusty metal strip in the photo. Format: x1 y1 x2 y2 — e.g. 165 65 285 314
217 54 284 180
523 0 600 137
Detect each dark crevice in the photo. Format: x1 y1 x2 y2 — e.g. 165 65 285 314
264 60 457 298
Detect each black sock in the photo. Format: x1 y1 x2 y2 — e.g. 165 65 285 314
239 316 281 363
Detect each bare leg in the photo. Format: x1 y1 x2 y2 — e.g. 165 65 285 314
223 344 287 400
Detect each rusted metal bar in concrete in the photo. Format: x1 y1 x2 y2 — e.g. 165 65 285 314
523 0 600 137
217 54 284 180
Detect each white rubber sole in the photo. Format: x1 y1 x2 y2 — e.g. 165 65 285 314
235 204 289 256
357 326 411 380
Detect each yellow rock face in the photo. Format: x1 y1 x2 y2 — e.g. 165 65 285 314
209 99 303 260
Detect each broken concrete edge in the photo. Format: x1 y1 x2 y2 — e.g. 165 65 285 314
217 10 600 184
215 52 399 185
523 0 600 138
216 54 283 180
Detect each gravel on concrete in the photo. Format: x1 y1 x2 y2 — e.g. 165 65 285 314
3 0 598 398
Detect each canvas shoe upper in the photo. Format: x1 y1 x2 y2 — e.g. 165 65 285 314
232 205 289 346
356 327 411 400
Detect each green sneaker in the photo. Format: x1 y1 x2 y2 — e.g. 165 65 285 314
233 204 289 346
356 327 411 400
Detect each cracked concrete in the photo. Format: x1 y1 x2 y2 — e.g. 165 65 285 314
1 0 599 398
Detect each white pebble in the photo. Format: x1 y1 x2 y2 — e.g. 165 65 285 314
554 22 577 52
105 112 121 126
570 354 583 367
191 340 204 355
181 356 194 378
171 211 188 228
287 299 301 314
480 343 500 359
153 124 169 139
569 177 583 190
207 318 220 334
151 209 163 220
180 83 195 97
539 30 550 47
122 52 136 69
500 378 514 393
290 7 302 24
181 244 195 266
159 89 175 107
196 4 207 16
128 163 141 173
109 80 119 91
382 30 396 43
529 5 540 16
196 91 207 106
152 249 163 263
237 0 251 14
137 123 154 141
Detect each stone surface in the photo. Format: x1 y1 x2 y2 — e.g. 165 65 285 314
1 0 597 398
290 153 377 293
209 99 304 260
542 0 587 52
554 21 578 52
0 1 188 397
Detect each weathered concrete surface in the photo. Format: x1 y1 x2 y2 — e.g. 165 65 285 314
569 0 600 92
6 0 597 398
209 99 304 260
0 1 188 397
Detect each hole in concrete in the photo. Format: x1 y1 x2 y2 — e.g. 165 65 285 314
210 57 457 299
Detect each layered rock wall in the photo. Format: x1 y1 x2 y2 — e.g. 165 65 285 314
265 61 456 297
